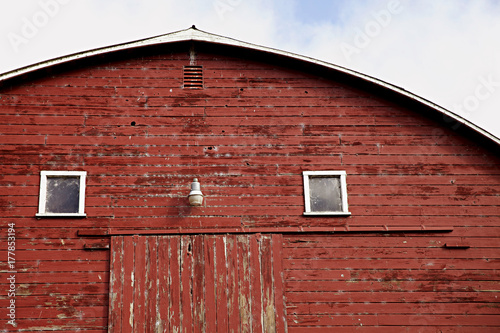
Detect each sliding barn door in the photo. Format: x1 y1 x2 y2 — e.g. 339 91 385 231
108 234 287 332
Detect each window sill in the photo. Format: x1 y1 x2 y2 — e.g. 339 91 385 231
303 212 351 216
36 213 87 218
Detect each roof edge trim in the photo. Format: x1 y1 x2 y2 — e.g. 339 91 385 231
1 26 498 146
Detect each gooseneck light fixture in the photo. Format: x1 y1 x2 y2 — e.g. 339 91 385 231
188 178 203 206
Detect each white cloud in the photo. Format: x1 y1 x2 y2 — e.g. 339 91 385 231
258 0 500 138
0 0 499 137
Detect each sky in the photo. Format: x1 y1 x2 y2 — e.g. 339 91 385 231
1 0 499 138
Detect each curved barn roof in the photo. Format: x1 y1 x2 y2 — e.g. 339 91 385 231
1 26 499 147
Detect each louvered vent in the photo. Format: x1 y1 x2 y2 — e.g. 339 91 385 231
183 66 203 89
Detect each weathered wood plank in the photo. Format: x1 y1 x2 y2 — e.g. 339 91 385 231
285 258 500 270
288 313 500 327
36 260 108 272
287 302 500 315
226 234 240 331
180 235 194 332
272 234 288 333
204 236 217 333
2 271 109 283
121 236 135 333
260 235 275 333
108 236 123 333
284 247 500 260
215 236 229 333
145 237 158 332
14 283 108 296
284 235 500 248
238 235 252 332
0 317 107 330
169 236 182 332
133 237 147 332
249 234 263 333
285 280 500 293
155 236 167 332
6 305 108 320
193 235 205 333
284 269 500 282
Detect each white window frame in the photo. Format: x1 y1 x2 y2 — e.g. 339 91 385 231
36 171 87 217
303 170 351 216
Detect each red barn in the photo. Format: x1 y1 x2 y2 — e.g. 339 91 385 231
1 26 499 332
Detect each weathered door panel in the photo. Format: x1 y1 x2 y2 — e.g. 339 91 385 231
109 234 286 332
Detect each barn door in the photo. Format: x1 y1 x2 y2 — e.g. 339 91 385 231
108 234 287 332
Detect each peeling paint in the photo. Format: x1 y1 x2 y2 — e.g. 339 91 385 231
108 234 285 331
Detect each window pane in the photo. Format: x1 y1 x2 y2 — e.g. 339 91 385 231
309 176 342 212
46 177 80 213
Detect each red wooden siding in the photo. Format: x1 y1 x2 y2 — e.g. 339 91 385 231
1 51 498 231
108 234 286 332
283 234 500 332
0 42 499 331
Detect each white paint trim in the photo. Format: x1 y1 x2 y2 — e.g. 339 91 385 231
36 213 87 217
303 212 351 216
1 27 498 146
303 170 351 216
36 171 87 217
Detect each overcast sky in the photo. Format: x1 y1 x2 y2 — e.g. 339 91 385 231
1 0 499 138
